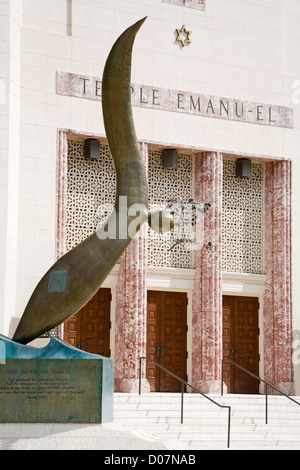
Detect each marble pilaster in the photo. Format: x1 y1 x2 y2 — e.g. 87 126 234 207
192 152 223 394
264 160 293 394
114 142 150 392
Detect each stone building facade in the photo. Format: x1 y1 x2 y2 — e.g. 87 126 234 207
1 0 299 395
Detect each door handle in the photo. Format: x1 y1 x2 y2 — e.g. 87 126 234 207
81 342 86 350
230 347 238 360
161 343 165 357
155 344 160 357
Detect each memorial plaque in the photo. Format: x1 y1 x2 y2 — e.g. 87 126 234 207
0 334 114 423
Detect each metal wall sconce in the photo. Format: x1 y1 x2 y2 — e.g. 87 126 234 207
163 149 178 169
84 138 101 160
236 158 251 178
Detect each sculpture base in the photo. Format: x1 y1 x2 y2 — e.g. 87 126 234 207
0 335 114 424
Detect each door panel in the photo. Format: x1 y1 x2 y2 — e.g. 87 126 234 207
147 291 187 392
160 292 187 392
64 312 79 348
64 287 111 357
146 291 160 391
222 296 259 394
222 296 234 393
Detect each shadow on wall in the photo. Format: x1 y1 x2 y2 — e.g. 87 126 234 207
9 317 51 348
9 317 21 341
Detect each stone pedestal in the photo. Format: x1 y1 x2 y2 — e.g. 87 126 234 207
0 335 114 423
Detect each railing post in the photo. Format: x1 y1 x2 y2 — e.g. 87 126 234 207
227 406 231 449
265 383 268 424
139 357 142 395
139 356 234 449
221 359 224 396
181 382 184 424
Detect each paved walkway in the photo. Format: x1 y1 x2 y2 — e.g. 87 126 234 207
0 423 170 450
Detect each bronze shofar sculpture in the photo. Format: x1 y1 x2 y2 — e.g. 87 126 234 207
13 17 174 345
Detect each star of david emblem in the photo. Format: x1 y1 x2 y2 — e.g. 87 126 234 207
176 25 192 47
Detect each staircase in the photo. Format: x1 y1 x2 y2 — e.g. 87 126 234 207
113 392 300 450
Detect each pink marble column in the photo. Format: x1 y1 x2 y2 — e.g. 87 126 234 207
264 160 293 395
56 130 68 260
192 152 223 394
114 142 150 392
55 130 68 338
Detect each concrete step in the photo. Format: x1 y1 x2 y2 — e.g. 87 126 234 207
112 393 300 449
185 439 300 450
114 393 300 408
112 421 300 433
114 410 300 422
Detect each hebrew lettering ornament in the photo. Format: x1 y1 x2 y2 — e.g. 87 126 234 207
13 17 174 344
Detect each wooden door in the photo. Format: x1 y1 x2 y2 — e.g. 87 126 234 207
222 296 259 394
64 288 111 357
147 291 187 392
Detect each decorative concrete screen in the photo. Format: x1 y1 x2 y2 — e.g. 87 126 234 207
222 160 264 274
66 140 194 269
66 140 116 252
147 149 194 269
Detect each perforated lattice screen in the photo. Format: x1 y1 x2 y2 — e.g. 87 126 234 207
222 160 264 274
66 141 194 269
66 143 264 274
147 149 194 269
66 139 115 252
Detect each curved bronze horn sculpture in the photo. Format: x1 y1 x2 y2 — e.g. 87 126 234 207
12 17 168 344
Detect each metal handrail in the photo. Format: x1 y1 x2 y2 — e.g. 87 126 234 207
139 356 231 448
221 358 300 424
